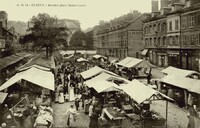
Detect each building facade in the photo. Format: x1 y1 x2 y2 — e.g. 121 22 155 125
94 11 145 59
143 0 200 71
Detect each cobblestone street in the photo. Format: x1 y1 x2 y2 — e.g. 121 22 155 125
53 102 90 128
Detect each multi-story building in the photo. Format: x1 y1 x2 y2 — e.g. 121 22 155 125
143 0 200 71
180 3 200 71
94 11 145 59
0 11 18 58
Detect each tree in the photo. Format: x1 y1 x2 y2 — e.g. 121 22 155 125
69 30 93 50
21 13 69 58
69 31 87 47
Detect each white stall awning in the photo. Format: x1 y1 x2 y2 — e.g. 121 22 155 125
0 67 55 91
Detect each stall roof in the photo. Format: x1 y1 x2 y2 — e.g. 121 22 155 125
0 92 8 104
120 80 173 104
80 66 118 79
60 50 75 56
18 64 51 72
116 57 143 68
84 50 97 55
85 72 129 84
161 66 197 77
0 53 30 71
134 60 156 68
162 74 200 94
93 54 106 59
116 57 133 66
85 80 121 93
77 57 88 62
0 67 55 91
109 57 118 63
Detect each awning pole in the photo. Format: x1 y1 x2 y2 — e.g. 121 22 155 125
166 100 168 128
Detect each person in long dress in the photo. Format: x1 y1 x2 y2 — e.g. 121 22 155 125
66 104 78 127
69 86 75 101
58 84 65 103
55 86 59 103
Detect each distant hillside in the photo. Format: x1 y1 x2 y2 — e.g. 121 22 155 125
7 21 28 35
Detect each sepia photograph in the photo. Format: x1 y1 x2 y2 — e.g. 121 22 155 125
0 0 200 128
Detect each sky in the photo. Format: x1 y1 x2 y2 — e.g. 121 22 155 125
0 0 153 30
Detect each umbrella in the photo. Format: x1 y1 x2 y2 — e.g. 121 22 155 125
134 60 156 68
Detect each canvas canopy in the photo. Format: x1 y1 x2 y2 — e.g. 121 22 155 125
0 92 8 104
0 67 55 91
85 72 128 85
80 66 117 80
84 50 97 55
161 66 198 77
120 80 173 104
116 57 143 68
116 57 133 66
18 64 51 72
0 54 30 71
134 60 156 68
60 50 75 56
93 55 106 59
85 80 121 93
162 74 200 94
77 57 88 62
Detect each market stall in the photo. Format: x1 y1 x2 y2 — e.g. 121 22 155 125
80 66 117 80
34 106 53 128
100 107 126 128
9 95 30 128
120 80 174 128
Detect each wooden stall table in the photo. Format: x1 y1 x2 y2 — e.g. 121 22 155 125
122 104 133 113
101 107 125 128
126 113 141 127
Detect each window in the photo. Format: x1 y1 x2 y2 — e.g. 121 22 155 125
157 23 160 32
175 20 179 30
169 21 172 31
145 38 148 46
169 36 172 45
196 34 199 45
172 36 176 45
181 17 187 29
158 37 160 46
150 38 152 46
189 16 195 27
175 36 179 46
182 35 187 45
162 22 166 32
154 37 157 46
198 15 200 26
163 37 166 46
191 34 196 45
150 25 152 33
154 24 157 32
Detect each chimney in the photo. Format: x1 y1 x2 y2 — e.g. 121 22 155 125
152 0 159 12
161 7 172 15
144 13 152 20
160 0 172 9
151 11 161 18
172 3 185 11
